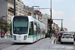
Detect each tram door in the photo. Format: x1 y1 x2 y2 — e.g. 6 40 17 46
34 23 37 41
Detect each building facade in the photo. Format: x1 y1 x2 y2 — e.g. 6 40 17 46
0 0 8 21
42 14 48 33
0 0 26 35
63 28 68 31
24 6 34 16
16 0 25 15
55 24 59 33
7 0 14 23
0 0 26 24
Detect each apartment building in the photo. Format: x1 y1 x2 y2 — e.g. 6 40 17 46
55 24 59 33
24 6 34 16
0 0 8 22
52 23 56 30
16 0 25 15
0 0 26 24
42 14 48 33
7 0 14 23
63 28 68 31
0 0 26 35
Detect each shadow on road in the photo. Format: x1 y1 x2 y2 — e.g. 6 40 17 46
61 42 74 45
12 43 33 45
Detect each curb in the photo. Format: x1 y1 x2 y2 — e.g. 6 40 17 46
54 39 57 44
51 37 56 44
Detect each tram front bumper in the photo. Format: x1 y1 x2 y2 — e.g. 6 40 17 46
11 38 34 43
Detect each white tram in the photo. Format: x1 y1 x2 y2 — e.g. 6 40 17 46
11 16 46 43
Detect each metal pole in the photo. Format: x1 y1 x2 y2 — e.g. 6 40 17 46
35 8 50 9
62 20 63 30
32 6 39 19
1 28 2 38
14 0 16 15
50 0 52 19
1 17 3 38
50 0 52 38
61 20 63 31
61 20 62 31
32 6 35 18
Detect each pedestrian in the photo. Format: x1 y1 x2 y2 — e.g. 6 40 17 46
5 33 7 38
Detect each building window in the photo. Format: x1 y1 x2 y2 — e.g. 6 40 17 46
19 9 21 11
18 0 20 1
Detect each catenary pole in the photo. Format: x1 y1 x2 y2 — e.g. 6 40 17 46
14 0 16 15
50 0 52 38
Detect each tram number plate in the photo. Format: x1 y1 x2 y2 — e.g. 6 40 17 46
19 36 21 38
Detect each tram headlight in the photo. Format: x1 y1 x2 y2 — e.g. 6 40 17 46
24 36 27 40
14 35 16 40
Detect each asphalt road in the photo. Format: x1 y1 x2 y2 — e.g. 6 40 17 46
0 38 75 50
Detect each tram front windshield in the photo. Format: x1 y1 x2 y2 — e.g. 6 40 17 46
13 17 28 34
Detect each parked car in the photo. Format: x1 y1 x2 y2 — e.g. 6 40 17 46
73 35 75 41
61 33 74 44
0 31 5 38
58 31 68 41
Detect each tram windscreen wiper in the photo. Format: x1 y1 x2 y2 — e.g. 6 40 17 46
14 27 28 34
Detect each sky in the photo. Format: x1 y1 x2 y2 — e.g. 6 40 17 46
21 0 75 32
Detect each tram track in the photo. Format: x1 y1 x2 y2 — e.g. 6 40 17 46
16 43 33 50
1 43 32 50
16 45 26 50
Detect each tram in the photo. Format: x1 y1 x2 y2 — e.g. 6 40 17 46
11 16 46 43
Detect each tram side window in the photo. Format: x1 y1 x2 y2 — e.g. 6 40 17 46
34 23 37 35
29 22 33 35
44 29 46 34
36 24 39 34
38 24 40 34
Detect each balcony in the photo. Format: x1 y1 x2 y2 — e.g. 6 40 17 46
8 7 14 13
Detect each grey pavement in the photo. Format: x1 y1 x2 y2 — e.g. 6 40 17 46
0 37 75 50
0 38 10 43
0 38 12 50
18 38 75 50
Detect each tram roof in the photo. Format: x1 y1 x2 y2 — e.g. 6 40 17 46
28 16 45 26
11 15 45 27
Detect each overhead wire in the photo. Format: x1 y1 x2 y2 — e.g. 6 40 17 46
32 0 36 6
